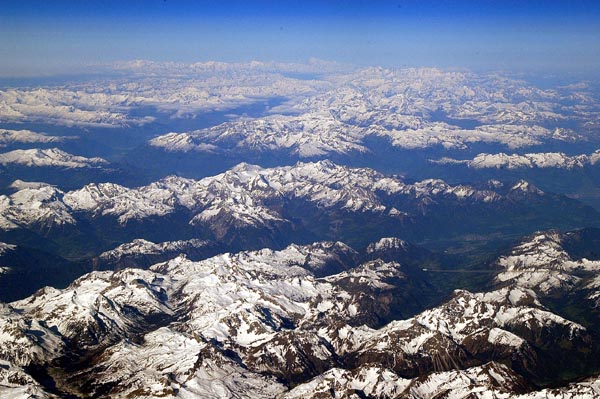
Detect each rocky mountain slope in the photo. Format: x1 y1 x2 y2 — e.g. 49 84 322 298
1 232 599 398
0 161 596 260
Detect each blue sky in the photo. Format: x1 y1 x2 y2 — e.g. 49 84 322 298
1 0 599 76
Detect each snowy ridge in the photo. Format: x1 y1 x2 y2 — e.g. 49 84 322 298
0 363 55 399
366 237 410 253
349 286 583 378
0 148 108 168
0 303 63 397
370 123 567 150
490 229 600 318
9 180 55 191
0 242 16 255
149 112 370 158
149 113 578 157
99 238 214 262
495 231 600 295
432 150 600 170
0 129 70 146
71 327 287 398
0 160 520 231
0 183 75 230
284 362 527 399
498 232 572 272
0 87 153 127
285 68 583 147
282 361 600 399
1 238 593 397
0 303 63 367
143 65 594 155
0 64 593 149
325 259 405 290
13 268 174 347
509 180 544 195
0 61 331 126
515 376 600 398
282 365 412 399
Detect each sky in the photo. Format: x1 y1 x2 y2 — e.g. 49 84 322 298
1 0 600 76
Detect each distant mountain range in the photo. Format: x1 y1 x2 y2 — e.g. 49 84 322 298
1 63 600 398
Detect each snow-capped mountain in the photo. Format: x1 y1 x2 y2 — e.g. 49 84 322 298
0 61 331 127
0 148 108 168
0 87 153 127
492 229 600 312
0 181 74 230
1 62 600 398
1 237 598 397
0 160 556 228
149 112 579 158
0 160 490 230
137 64 596 163
95 238 221 270
432 150 600 170
149 112 369 158
0 160 596 262
285 362 600 399
294 67 574 127
0 129 70 146
284 362 529 399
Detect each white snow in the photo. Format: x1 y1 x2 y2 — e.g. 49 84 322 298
433 150 600 170
0 148 108 168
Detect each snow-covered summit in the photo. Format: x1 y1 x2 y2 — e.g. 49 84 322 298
1 235 595 397
0 148 108 168
494 230 600 297
1 161 513 232
432 150 600 170
150 112 369 158
0 128 69 146
98 238 213 262
510 179 544 195
0 182 75 230
366 237 410 253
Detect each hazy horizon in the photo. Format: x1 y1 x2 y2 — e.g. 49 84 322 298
1 0 599 77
